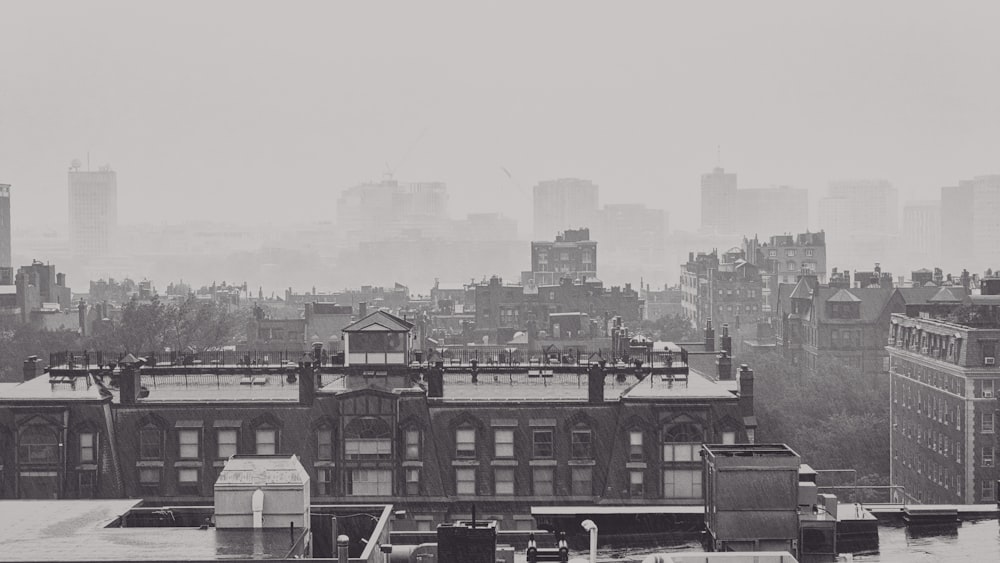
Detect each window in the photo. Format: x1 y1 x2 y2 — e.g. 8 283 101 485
139 426 163 460
138 467 161 486
494 428 514 458
404 429 420 461
663 469 703 499
405 468 420 495
786 249 796 257
982 479 995 502
629 431 644 461
983 447 995 467
79 432 96 463
217 429 237 459
629 470 644 497
805 249 814 257
721 431 736 445
769 249 777 257
18 425 59 464
571 467 592 496
786 261 797 271
178 429 200 459
533 467 554 496
495 468 515 496
178 468 199 485
345 418 392 460
316 427 333 461
316 469 333 495
78 472 95 498
983 412 995 434
255 427 277 455
456 468 476 495
532 430 554 458
456 427 477 458
571 428 592 459
349 469 392 496
663 423 703 462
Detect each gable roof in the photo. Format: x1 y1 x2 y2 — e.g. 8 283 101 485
342 310 414 333
827 288 861 303
898 285 968 305
789 277 815 300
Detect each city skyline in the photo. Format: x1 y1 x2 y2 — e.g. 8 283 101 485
2 1 1000 236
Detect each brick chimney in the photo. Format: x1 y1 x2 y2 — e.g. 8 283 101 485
358 301 368 318
426 365 444 398
704 318 715 352
298 362 315 406
739 364 755 418
720 323 732 355
716 351 733 381
120 364 141 406
22 356 44 381
588 362 606 403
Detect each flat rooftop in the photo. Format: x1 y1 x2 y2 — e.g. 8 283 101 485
0 500 307 561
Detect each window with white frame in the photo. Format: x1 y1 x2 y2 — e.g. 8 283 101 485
533 467 554 496
178 429 200 459
494 428 514 458
456 467 476 495
629 430 644 461
405 468 420 495
255 427 277 455
217 429 238 459
494 467 514 495
139 425 163 460
532 429 554 458
983 412 995 434
571 427 592 459
663 423 703 462
349 469 391 496
79 432 96 463
315 468 333 495
404 428 421 461
629 470 644 497
663 469 702 499
456 427 477 458
178 468 199 485
316 427 333 461
345 417 392 460
983 446 995 467
571 467 592 496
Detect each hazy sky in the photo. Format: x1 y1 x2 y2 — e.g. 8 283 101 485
2 1 999 234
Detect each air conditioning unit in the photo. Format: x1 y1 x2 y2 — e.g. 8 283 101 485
921 347 929 354
985 391 994 398
985 357 996 366
887 337 895 345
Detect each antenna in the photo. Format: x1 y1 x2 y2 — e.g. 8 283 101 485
716 145 721 168
87 151 91 171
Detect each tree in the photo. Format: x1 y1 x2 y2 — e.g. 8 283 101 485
638 314 698 342
0 319 81 382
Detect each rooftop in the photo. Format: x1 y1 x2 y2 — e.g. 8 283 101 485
0 500 307 561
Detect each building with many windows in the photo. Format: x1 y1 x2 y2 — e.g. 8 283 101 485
68 162 118 262
524 228 598 287
888 281 1000 504
0 312 755 529
532 178 599 240
680 248 765 356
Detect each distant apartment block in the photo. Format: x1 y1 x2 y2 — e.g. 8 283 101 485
0 184 10 284
336 178 450 246
888 280 1000 504
14 260 73 327
524 228 598 286
901 200 941 268
680 248 765 355
68 162 118 260
818 179 898 270
700 167 808 236
595 203 669 284
532 178 599 240
941 175 1000 273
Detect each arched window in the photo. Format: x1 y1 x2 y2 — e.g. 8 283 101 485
344 417 392 460
662 422 703 462
18 425 59 464
139 424 163 460
570 424 592 459
315 425 334 461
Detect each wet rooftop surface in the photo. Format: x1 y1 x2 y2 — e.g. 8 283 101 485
0 500 305 561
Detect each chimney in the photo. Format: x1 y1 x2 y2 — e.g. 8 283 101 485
78 299 87 337
704 318 715 352
426 365 444 398
716 351 733 381
587 363 605 403
120 364 141 406
739 364 755 418
359 301 368 318
720 323 732 355
298 362 315 406
57 272 66 287
22 356 44 382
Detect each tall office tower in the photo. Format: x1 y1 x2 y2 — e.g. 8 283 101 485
733 186 809 236
0 184 10 282
818 179 898 270
901 200 941 270
68 161 118 261
532 178 599 240
941 175 1000 274
336 178 450 247
700 167 737 233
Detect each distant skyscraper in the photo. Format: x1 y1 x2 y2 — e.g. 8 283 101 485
68 161 118 261
818 179 898 269
700 167 737 233
901 200 941 269
941 175 1000 273
532 178 599 240
733 186 809 236
335 177 449 247
0 184 10 284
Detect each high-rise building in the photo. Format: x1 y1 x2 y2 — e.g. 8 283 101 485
0 184 10 284
700 167 737 233
941 175 1000 273
68 162 118 261
901 200 941 268
732 186 809 237
595 203 669 284
818 180 898 270
335 178 450 247
532 178 599 240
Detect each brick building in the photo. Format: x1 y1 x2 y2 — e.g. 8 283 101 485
680 248 765 356
0 314 756 529
888 282 1000 504
524 228 598 287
